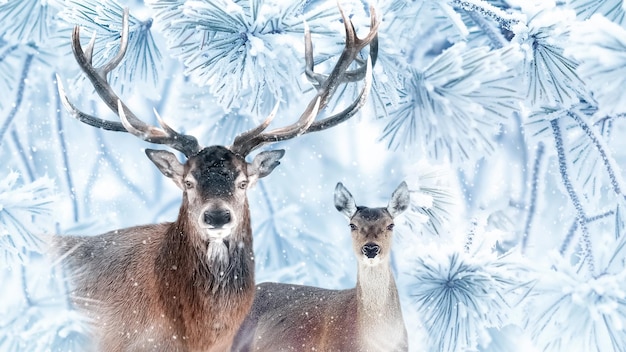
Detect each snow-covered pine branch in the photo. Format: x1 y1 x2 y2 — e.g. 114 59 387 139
0 172 54 265
381 42 523 163
569 0 626 27
0 0 55 45
514 8 589 108
148 0 343 114
566 14 626 117
61 0 163 86
407 235 530 352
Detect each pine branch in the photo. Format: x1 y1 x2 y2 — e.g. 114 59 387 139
9 129 35 182
0 0 54 45
559 210 615 256
528 256 626 351
53 73 79 222
61 0 163 86
568 110 626 199
463 9 508 49
522 142 544 253
398 164 455 238
520 9 589 107
0 54 32 144
381 43 523 162
550 118 595 274
464 218 478 253
409 244 527 352
149 0 340 113
0 44 18 109
251 177 348 287
448 0 525 31
569 0 626 26
566 15 626 116
0 172 54 265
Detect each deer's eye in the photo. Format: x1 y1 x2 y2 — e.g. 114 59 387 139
184 180 194 189
238 181 248 190
349 224 357 231
387 224 395 231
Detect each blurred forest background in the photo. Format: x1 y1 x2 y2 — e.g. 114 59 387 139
2 0 626 351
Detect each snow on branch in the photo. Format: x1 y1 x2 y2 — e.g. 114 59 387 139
0 53 32 143
568 108 626 200
0 305 91 351
566 14 626 116
61 0 163 86
0 172 54 265
148 0 342 114
569 0 626 27
0 0 55 45
448 0 526 31
0 43 18 110
522 142 545 253
399 162 456 237
381 42 523 163
251 181 346 287
551 118 596 274
515 8 589 108
408 239 529 352
527 254 626 352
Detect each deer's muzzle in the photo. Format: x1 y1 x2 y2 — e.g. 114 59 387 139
361 243 380 259
204 209 232 228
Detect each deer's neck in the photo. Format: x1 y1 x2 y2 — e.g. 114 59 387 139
356 261 398 313
157 204 255 305
355 261 406 350
170 206 254 293
155 206 255 348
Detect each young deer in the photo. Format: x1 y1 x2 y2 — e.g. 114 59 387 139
53 7 378 351
233 182 410 352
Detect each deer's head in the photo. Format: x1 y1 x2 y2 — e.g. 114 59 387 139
56 6 377 248
146 146 284 242
334 182 410 266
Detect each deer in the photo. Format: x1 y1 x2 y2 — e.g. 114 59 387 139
232 181 410 352
52 5 378 351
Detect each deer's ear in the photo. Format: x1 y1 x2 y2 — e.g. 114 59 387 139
387 181 410 218
249 149 285 180
334 182 357 219
145 149 185 189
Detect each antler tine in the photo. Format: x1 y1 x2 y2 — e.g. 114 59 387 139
101 8 130 76
116 102 201 157
70 8 138 122
152 108 201 156
230 4 379 157
56 73 127 132
343 7 379 82
307 6 378 87
58 7 202 157
84 31 96 65
231 100 280 150
304 20 325 88
304 55 372 133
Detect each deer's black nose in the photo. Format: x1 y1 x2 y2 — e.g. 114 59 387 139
361 243 380 259
204 209 231 228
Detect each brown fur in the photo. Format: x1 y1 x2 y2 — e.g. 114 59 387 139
53 146 284 351
54 209 254 351
232 182 411 352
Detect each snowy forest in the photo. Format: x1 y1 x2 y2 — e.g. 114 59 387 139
2 0 626 350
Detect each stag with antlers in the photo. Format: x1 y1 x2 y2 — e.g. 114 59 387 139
53 5 378 351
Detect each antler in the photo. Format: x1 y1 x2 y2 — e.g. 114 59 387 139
56 8 201 157
230 5 379 157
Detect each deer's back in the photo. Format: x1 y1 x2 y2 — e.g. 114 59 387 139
233 282 358 352
53 223 178 350
54 223 166 297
